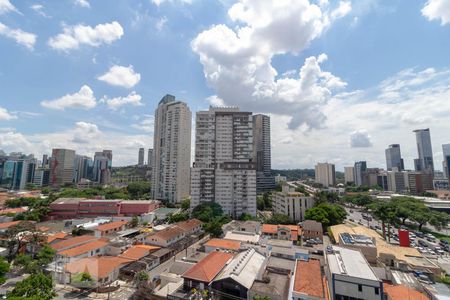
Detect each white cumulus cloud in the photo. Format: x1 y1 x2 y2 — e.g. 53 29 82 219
0 22 37 50
350 130 373 148
48 21 124 51
104 91 144 110
151 0 192 6
41 85 97 110
0 0 19 14
97 65 141 88
74 0 90 8
422 0 450 25
191 0 350 130
0 106 16 120
131 115 154 132
72 121 101 144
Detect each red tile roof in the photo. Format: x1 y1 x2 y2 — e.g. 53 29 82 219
95 221 128 232
147 226 184 242
175 219 202 232
183 251 233 283
119 246 150 261
58 239 109 257
262 224 278 234
204 238 241 251
0 207 27 215
383 284 428 300
47 232 68 243
65 256 132 280
51 235 97 251
294 259 324 298
0 220 21 230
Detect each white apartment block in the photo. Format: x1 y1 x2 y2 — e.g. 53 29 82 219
272 185 315 222
151 95 192 204
315 162 336 187
190 107 257 217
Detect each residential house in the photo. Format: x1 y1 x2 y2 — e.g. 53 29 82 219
57 238 109 263
204 239 241 253
94 221 128 237
300 220 323 241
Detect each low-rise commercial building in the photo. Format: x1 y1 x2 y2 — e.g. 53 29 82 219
272 185 315 222
339 232 377 264
300 220 323 242
326 246 383 300
292 258 325 300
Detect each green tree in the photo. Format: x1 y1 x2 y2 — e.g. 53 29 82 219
203 220 223 237
265 213 293 225
0 257 10 285
37 245 56 265
129 216 139 227
181 198 191 210
7 272 56 300
167 212 189 224
429 211 449 231
127 182 151 199
191 202 224 223
304 203 347 228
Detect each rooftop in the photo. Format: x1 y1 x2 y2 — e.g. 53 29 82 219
51 235 97 251
250 271 290 299
326 246 378 281
214 248 266 289
175 219 202 232
0 220 21 230
204 238 241 251
224 231 260 243
65 256 132 280
95 221 128 232
339 232 376 247
293 259 324 298
47 232 68 243
119 246 152 261
182 251 233 283
302 220 323 232
383 284 428 300
147 226 184 242
58 239 109 257
330 224 429 267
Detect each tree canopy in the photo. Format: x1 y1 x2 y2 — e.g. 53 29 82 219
7 272 56 300
191 202 224 223
305 203 347 228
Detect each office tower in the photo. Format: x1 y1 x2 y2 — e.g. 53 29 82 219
443 144 450 180
191 107 257 217
138 148 145 167
413 128 434 173
344 167 354 184
42 154 49 167
93 150 112 185
314 163 336 187
152 94 192 204
147 148 153 168
385 144 404 171
354 161 367 187
33 167 50 187
50 149 75 187
387 170 407 193
74 155 92 183
0 159 30 190
252 114 275 193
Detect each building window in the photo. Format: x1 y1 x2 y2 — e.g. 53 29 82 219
358 284 362 292
375 287 379 295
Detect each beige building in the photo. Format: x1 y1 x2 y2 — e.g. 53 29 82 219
50 148 75 187
272 185 315 222
151 94 192 204
344 166 354 184
315 162 336 187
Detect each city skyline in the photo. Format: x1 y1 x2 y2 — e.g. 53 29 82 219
1 0 450 170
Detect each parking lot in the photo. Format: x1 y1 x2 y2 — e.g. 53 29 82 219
345 207 450 258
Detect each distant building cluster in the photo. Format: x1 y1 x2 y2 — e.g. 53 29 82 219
0 148 112 189
315 128 450 195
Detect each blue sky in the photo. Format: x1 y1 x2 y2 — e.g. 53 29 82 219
1 0 450 170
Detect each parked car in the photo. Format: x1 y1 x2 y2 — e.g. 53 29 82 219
416 232 425 238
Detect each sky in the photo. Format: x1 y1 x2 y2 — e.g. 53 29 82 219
1 0 450 171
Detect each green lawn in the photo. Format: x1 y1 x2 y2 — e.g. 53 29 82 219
431 232 450 243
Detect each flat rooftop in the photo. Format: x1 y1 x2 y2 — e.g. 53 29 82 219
340 232 376 247
327 246 378 281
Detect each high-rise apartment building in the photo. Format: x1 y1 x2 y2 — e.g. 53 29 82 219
413 128 434 173
147 148 153 168
315 163 336 187
385 144 404 171
344 167 354 184
272 185 315 222
50 149 76 187
138 148 145 167
252 114 275 193
93 150 112 185
190 107 257 217
152 94 192 204
354 161 367 187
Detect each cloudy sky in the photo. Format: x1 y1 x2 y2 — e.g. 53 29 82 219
1 0 450 170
